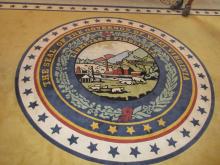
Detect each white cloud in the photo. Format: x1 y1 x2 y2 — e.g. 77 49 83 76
78 41 138 59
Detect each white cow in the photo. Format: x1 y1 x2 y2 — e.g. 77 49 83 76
119 78 133 85
132 77 145 83
90 85 100 91
112 87 124 93
120 80 133 85
94 84 101 87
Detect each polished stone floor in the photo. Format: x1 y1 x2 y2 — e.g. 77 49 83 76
0 0 219 9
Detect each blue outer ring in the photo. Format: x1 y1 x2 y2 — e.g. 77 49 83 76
15 17 215 165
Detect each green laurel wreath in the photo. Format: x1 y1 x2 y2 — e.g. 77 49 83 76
132 56 178 119
54 35 178 121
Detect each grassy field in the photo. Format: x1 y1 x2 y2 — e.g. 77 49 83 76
82 79 157 100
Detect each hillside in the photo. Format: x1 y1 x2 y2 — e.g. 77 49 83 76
126 48 146 60
108 51 129 63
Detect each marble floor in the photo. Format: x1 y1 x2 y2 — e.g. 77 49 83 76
0 0 220 9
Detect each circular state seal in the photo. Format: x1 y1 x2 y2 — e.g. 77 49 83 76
15 17 215 164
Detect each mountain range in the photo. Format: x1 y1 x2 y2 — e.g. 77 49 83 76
76 48 153 65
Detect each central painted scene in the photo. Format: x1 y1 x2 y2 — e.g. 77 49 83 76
74 41 159 101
